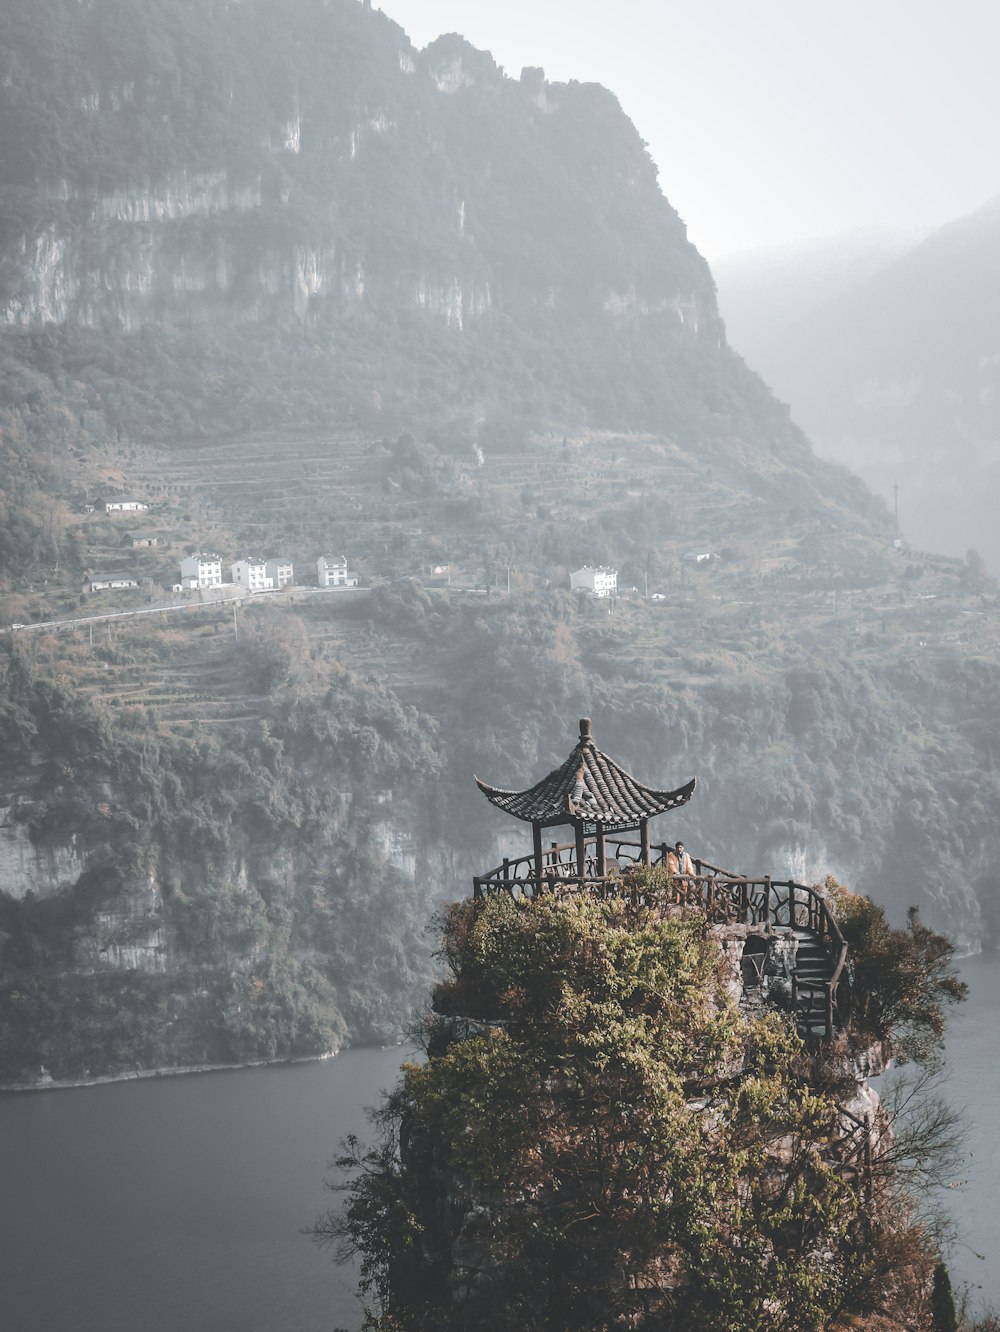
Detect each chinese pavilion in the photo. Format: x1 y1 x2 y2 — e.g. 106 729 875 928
473 716 850 1041
474 717 695 895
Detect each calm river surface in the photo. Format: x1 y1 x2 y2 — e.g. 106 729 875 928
934 953 1000 1313
0 1046 412 1332
2 959 998 1331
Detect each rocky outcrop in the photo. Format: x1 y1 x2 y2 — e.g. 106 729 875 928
73 874 170 974
0 801 84 901
404 963 889 1315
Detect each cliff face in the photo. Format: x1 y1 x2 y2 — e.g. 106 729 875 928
0 799 85 900
0 658 454 1084
0 4 712 349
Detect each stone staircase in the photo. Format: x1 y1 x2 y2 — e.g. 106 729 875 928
786 926 837 1039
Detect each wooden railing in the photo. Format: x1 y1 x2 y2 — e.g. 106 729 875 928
700 858 850 1043
831 1105 875 1203
473 840 850 1039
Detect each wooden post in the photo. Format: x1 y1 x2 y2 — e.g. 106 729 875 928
502 857 510 891
595 827 606 878
575 821 587 884
863 1113 874 1203
826 981 835 1041
640 818 650 866
533 822 543 893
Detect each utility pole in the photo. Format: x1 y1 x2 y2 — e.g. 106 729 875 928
233 601 238 639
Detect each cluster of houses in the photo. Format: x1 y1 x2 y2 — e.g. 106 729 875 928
82 495 338 593
174 553 359 593
88 499 702 606
85 493 362 593
86 561 624 600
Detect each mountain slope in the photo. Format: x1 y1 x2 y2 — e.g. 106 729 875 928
0 0 878 507
713 227 921 372
725 199 1000 571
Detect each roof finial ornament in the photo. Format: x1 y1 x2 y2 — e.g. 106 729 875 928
579 717 593 746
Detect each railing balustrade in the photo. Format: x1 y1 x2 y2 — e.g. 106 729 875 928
473 840 849 1040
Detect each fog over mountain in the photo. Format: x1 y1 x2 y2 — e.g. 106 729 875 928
2 0 1000 1091
713 228 923 371
716 200 1000 573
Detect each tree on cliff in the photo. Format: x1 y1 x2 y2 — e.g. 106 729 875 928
318 888 962 1330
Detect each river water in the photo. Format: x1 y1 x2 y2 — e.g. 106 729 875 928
0 1047 412 1332
2 960 997 1331
932 953 1000 1313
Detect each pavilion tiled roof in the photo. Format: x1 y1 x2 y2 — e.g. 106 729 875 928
475 718 696 832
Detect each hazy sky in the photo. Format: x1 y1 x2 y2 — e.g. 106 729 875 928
382 0 1000 260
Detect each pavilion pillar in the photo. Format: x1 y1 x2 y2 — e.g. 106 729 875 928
640 818 650 866
575 819 588 883
595 826 607 877
532 821 544 892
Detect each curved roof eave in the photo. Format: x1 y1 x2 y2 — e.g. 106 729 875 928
474 720 696 828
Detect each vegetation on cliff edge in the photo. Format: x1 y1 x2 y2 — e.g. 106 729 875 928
321 888 968 1330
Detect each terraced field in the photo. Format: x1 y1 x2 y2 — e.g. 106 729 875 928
86 426 779 592
17 421 999 743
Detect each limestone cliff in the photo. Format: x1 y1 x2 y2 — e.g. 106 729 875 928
0 3 712 354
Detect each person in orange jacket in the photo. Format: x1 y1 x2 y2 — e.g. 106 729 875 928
666 840 695 879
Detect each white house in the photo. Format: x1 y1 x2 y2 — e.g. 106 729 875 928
232 557 274 592
264 558 294 589
85 575 140 593
317 555 359 588
103 495 149 513
179 553 223 588
570 565 618 598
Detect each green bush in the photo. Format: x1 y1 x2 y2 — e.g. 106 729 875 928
826 878 967 1066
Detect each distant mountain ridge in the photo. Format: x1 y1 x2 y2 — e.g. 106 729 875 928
716 201 1000 571
713 227 922 367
